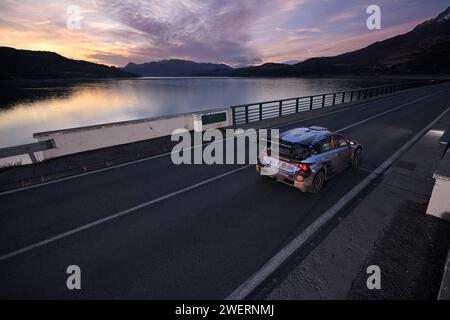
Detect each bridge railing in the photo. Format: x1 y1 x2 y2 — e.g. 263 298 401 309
230 80 442 126
0 139 56 164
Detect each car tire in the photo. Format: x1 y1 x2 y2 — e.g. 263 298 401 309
351 148 362 167
311 170 325 194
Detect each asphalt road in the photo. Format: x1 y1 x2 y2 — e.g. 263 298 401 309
1 82 450 299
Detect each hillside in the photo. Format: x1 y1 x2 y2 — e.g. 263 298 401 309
0 47 137 80
122 59 232 77
231 6 450 76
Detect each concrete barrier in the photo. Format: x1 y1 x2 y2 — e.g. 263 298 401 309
427 149 450 221
33 108 232 160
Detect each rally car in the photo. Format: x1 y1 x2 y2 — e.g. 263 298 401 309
256 126 362 193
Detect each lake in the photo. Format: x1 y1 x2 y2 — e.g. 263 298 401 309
0 77 407 150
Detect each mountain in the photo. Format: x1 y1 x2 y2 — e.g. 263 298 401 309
229 6 450 76
227 63 290 77
122 59 232 76
282 60 303 65
0 47 137 80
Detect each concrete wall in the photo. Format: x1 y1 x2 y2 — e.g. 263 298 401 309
427 150 450 221
33 108 232 160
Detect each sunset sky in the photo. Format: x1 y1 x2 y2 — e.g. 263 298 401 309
0 0 448 67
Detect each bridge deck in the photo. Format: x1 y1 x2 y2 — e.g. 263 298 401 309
1 82 450 299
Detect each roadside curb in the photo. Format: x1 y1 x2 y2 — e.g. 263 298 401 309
438 249 450 299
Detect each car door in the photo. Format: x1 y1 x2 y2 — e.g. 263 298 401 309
317 137 339 177
333 135 353 170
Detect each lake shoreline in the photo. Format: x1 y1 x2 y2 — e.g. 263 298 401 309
1 74 448 88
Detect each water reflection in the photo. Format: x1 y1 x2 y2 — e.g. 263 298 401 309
0 77 407 149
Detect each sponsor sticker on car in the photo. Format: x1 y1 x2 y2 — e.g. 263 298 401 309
264 157 298 174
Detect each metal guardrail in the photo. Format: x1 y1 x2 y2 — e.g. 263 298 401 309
230 80 443 126
0 139 55 164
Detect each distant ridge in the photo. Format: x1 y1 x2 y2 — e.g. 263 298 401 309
0 47 137 80
227 6 450 77
122 59 232 77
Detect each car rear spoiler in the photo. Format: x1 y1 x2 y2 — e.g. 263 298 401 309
258 137 292 150
259 137 312 161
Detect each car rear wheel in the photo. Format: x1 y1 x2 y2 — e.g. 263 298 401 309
311 170 325 194
351 148 362 167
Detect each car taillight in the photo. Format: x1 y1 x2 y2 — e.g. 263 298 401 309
298 163 310 171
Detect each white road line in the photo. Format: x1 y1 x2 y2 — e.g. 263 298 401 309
335 87 450 133
0 90 448 262
226 106 450 300
0 165 252 262
0 85 435 196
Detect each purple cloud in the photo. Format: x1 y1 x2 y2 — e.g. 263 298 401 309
97 0 265 66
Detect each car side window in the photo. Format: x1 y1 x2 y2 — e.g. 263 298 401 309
320 137 333 153
335 135 348 147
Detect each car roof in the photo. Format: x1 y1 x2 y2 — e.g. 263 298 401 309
280 127 333 146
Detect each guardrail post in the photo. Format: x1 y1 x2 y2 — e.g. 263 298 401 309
350 91 354 102
322 94 325 108
332 93 336 105
279 100 282 116
259 103 263 121
295 98 299 113
358 90 361 100
342 92 345 104
310 96 313 110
